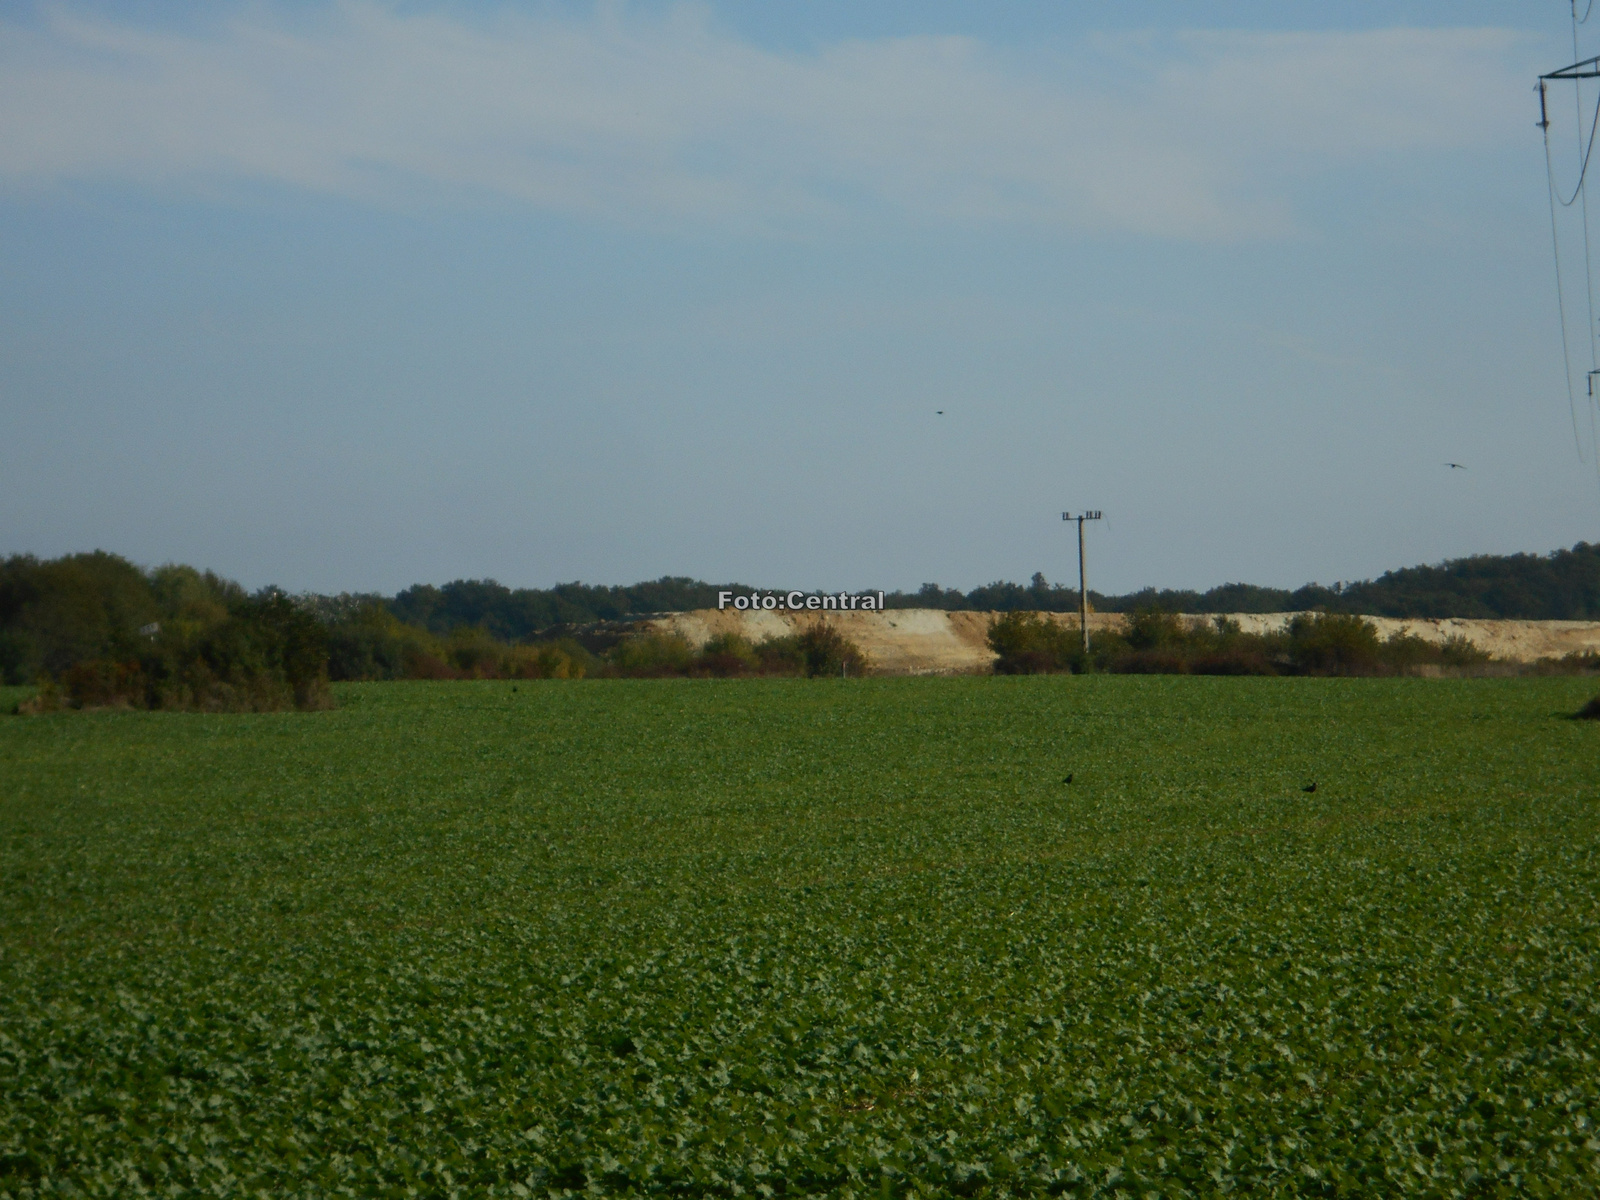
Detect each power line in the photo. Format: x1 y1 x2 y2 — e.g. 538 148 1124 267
1573 6 1600 377
1543 102 1589 457
1539 48 1600 504
1554 83 1600 207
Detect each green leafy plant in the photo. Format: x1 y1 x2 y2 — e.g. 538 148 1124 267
3 676 1599 1195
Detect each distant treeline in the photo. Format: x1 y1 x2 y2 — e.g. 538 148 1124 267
384 577 751 638
0 555 870 707
355 541 1600 636
1094 540 1600 620
5 543 1600 707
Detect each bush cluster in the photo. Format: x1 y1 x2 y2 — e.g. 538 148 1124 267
14 567 332 712
988 609 1497 677
321 603 867 680
604 623 867 678
321 599 591 681
2 553 874 710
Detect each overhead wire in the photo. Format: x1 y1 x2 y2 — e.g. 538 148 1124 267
1576 9 1600 383
1575 5 1600 472
1574 9 1600 486
1543 113 1587 457
1551 78 1600 207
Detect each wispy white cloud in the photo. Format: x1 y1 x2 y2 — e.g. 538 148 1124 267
0 3 1532 238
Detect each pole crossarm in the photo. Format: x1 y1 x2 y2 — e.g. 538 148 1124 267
1543 56 1600 80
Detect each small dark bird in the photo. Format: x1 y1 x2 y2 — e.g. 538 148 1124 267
1444 462 1466 470
1063 773 1073 784
1302 782 1317 793
936 410 944 415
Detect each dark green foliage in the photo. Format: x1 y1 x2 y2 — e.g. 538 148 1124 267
1278 611 1384 675
0 552 159 683
374 542 1600 633
388 576 763 639
889 542 1600 620
606 625 869 678
962 571 1083 615
606 631 698 677
796 622 869 677
1 677 1598 1196
1338 541 1600 619
327 612 594 680
695 632 763 676
989 611 1498 677
53 591 332 712
320 606 871 684
0 555 331 711
322 597 421 681
986 611 1084 674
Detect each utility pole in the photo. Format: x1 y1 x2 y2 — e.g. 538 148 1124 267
1062 511 1102 655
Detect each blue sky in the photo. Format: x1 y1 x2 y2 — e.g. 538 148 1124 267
1 1 1597 595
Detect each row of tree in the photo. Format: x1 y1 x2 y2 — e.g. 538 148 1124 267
5 543 1599 706
337 542 1600 639
0 554 873 708
1 553 329 711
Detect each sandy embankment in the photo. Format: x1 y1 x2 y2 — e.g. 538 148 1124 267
644 609 1600 675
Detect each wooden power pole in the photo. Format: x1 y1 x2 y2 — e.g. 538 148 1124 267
1063 511 1102 654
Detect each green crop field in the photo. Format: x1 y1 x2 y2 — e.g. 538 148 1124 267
2 677 1599 1198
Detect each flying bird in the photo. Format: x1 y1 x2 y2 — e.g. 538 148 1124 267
1444 462 1467 469
936 410 944 415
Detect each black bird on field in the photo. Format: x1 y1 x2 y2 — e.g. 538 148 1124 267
1302 782 1317 794
1063 773 1073 784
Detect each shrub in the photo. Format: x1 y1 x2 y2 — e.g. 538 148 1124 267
325 602 421 681
33 591 334 712
444 626 507 678
695 633 761 677
987 611 1081 674
1121 607 1187 651
140 591 332 711
752 635 805 675
608 626 868 678
795 623 869 677
0 551 159 682
506 641 589 680
1283 613 1385 675
609 633 696 677
1438 634 1493 667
